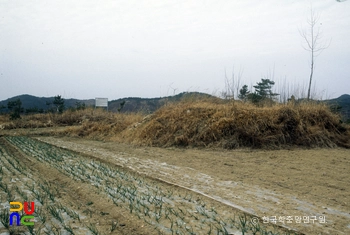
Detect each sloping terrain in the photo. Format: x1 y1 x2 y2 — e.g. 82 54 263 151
1 136 301 235
0 92 216 114
326 94 350 122
1 97 349 234
1 100 349 149
123 101 350 149
36 136 350 235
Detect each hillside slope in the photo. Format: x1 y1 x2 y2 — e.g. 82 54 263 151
0 94 95 113
0 92 216 113
325 94 350 122
1 93 349 121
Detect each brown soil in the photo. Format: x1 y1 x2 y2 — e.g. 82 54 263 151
3 135 292 235
35 136 350 235
0 137 157 235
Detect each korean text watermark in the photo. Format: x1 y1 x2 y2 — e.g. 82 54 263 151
251 215 326 225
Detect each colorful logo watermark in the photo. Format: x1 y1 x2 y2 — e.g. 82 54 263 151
9 201 35 226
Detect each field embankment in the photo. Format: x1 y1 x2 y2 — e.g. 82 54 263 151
1 100 349 149
125 101 350 149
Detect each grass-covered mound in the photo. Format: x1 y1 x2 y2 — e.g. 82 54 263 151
126 100 350 149
1 100 349 149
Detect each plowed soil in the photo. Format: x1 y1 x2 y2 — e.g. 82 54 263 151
34 136 350 235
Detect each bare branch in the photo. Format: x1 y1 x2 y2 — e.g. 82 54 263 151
299 7 331 100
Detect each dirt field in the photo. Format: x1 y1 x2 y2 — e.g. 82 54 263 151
1 135 297 235
1 132 349 234
33 136 349 235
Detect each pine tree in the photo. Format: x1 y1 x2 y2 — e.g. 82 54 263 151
7 99 23 119
247 79 279 104
53 95 65 113
238 85 250 101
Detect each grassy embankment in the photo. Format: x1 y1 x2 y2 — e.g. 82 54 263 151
1 98 349 149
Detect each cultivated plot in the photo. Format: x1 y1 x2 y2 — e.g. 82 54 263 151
0 136 299 235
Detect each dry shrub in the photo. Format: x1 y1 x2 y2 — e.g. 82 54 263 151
1 99 349 149
0 108 144 141
0 113 52 129
52 108 117 125
0 114 8 123
52 110 144 140
125 101 350 149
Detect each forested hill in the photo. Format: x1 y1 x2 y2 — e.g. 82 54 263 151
0 92 215 114
0 93 349 121
0 94 95 113
325 94 350 122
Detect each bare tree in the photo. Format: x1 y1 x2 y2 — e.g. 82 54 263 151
299 7 330 100
222 65 243 99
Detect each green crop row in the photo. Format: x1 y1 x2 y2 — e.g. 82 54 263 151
3 136 299 235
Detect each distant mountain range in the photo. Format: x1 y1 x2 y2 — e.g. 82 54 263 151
0 92 215 114
325 94 350 122
1 93 349 122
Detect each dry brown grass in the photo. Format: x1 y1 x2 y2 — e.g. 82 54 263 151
0 108 144 139
123 100 350 149
50 108 144 139
0 113 52 129
1 100 349 148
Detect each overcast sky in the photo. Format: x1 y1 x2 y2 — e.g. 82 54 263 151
1 0 349 101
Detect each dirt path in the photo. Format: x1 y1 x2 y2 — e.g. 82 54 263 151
36 137 350 235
